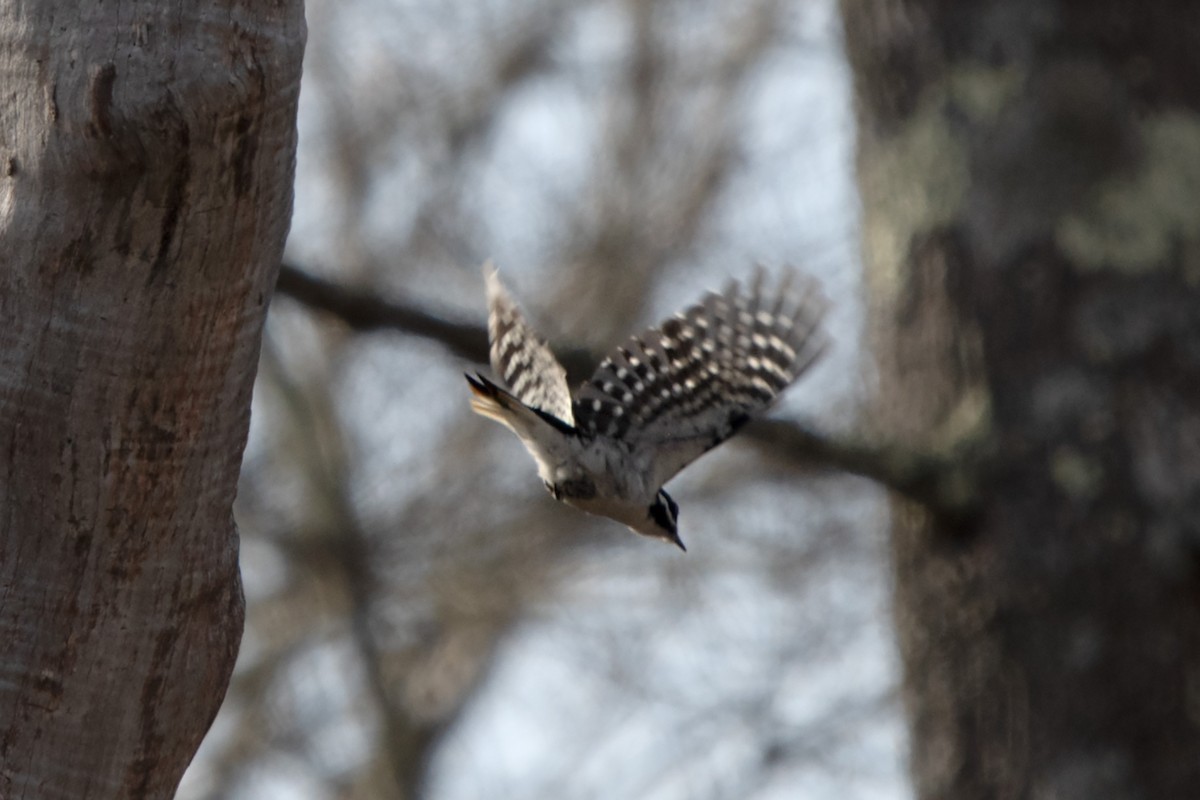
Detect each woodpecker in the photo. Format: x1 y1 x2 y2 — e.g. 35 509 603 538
466 264 827 550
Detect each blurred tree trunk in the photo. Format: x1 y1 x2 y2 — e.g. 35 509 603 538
842 1 1200 797
0 2 304 797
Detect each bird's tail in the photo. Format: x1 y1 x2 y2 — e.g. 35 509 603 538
465 372 518 422
466 372 576 437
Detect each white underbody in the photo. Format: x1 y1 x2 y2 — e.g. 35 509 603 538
548 435 657 529
486 398 663 535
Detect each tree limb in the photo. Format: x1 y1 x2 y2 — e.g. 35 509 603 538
275 264 488 362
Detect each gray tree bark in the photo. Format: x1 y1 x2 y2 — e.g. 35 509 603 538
0 2 304 797
842 1 1200 798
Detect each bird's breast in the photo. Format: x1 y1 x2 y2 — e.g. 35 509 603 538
560 436 651 506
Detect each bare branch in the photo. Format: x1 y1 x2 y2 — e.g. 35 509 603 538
275 263 488 363
744 421 983 523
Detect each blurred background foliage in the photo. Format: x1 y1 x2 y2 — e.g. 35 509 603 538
179 0 905 797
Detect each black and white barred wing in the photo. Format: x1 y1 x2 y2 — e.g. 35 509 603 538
484 264 574 425
573 269 827 488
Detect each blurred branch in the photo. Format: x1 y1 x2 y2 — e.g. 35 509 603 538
258 337 439 799
443 2 570 154
744 421 982 524
275 264 488 363
557 0 781 341
274 263 984 520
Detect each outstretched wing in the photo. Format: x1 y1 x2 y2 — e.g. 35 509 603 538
572 268 827 489
484 263 575 426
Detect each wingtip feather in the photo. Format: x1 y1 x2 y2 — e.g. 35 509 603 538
482 260 506 305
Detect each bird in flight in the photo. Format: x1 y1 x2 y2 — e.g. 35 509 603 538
466 264 827 551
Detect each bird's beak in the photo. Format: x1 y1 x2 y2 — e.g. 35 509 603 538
670 532 687 552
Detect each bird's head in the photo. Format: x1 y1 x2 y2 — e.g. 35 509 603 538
637 489 685 551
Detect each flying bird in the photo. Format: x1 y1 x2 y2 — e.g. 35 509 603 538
466 264 827 550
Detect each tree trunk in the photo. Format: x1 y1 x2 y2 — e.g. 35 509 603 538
0 2 304 797
842 2 1200 798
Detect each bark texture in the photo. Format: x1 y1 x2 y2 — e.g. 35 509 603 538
842 1 1200 798
0 2 304 797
